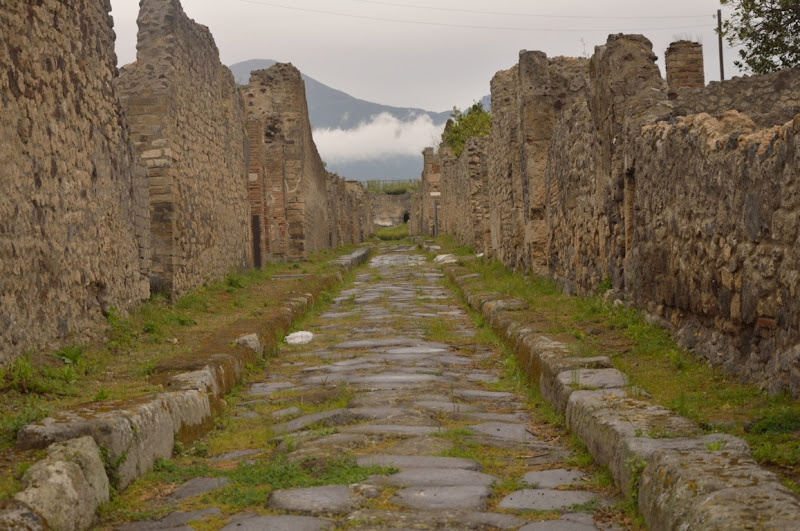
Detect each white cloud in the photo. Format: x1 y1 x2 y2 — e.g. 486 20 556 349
313 113 444 163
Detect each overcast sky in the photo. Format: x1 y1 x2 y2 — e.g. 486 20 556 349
110 0 742 113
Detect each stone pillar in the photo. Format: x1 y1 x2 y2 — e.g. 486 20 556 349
665 41 705 88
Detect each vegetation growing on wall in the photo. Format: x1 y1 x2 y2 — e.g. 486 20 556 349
721 0 800 73
443 102 491 158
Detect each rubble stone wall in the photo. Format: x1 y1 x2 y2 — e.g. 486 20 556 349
0 0 150 363
439 138 489 252
671 67 800 128
418 34 800 395
486 54 589 272
409 148 441 237
117 0 250 295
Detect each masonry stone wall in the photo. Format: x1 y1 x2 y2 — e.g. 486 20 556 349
243 64 331 261
418 34 800 396
670 67 800 129
0 0 150 363
370 192 412 228
439 139 489 252
487 53 589 273
117 0 250 295
409 148 441 237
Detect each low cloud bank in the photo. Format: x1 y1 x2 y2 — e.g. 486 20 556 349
313 113 444 163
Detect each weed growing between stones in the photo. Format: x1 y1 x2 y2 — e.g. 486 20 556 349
427 235 800 495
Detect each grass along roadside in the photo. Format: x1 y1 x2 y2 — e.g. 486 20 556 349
0 244 364 499
424 234 800 494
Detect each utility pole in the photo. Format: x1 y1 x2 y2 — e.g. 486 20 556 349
717 9 725 81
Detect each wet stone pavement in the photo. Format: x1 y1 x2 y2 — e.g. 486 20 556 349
116 245 619 530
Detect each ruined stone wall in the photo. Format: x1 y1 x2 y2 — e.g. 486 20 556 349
421 34 800 394
631 112 800 395
547 35 800 395
242 64 330 261
486 54 589 272
0 0 150 363
547 35 671 293
671 67 800 128
346 181 373 243
439 138 489 251
370 192 412 228
410 148 441 237
117 0 250 295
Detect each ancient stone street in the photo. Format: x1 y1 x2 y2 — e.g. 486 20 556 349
115 245 618 530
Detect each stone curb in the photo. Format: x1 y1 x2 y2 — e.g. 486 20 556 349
443 264 800 531
3 247 373 531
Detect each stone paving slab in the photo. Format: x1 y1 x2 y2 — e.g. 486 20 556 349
355 455 481 470
168 477 230 501
377 467 497 487
268 485 356 516
392 485 491 510
498 489 599 511
220 515 334 530
523 468 586 488
115 508 222 531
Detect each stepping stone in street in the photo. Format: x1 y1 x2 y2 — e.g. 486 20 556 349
168 477 230 501
498 489 598 511
523 469 586 488
220 515 333 531
355 455 481 471
268 485 356 516
115 508 222 530
392 485 491 510
249 382 296 396
378 467 497 487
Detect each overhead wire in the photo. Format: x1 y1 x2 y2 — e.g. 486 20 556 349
236 0 712 32
348 0 711 20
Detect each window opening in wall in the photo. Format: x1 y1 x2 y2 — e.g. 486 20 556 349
403 211 410 223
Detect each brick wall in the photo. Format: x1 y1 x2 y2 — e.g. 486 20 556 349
665 41 704 88
0 0 150 363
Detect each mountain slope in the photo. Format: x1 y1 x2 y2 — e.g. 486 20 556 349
229 59 487 180
230 59 451 130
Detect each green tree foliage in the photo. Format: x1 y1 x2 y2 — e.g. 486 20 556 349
442 102 491 158
721 0 800 74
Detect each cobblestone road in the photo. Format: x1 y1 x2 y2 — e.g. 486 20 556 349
116 245 618 530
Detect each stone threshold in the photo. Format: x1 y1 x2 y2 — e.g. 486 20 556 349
0 247 373 531
441 260 800 531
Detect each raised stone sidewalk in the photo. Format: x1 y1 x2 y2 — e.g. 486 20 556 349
0 249 372 531
440 249 800 531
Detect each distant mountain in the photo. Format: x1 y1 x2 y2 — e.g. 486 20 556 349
229 59 488 180
230 59 452 130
